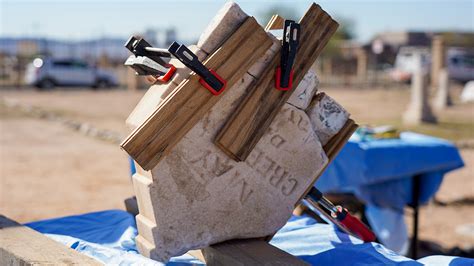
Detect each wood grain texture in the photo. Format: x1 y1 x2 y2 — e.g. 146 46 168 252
265 14 285 31
201 239 309 266
215 4 339 161
0 215 100 265
121 17 272 170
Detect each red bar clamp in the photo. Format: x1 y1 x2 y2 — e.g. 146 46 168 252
275 67 294 91
198 69 227 95
169 42 227 96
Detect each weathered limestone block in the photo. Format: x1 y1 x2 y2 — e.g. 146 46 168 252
287 69 319 110
306 93 350 145
132 72 328 261
170 45 208 86
247 33 280 78
197 2 249 54
126 2 349 262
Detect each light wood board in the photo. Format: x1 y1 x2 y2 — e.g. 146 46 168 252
121 17 272 170
215 4 339 161
0 215 100 265
265 14 285 31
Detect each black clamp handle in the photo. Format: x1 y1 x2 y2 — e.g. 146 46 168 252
168 41 226 95
275 20 300 91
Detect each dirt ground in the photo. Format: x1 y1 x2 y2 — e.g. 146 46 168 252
0 86 472 255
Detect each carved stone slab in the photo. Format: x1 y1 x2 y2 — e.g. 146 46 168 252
126 2 349 262
133 72 328 261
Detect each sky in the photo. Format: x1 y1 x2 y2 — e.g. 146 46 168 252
1 0 473 43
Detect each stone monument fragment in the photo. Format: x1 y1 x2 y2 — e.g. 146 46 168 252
123 2 350 262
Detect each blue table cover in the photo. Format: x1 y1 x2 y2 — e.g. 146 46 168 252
314 132 464 253
26 210 473 265
316 132 464 210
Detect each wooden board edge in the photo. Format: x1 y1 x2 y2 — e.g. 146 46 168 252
200 239 309 266
0 215 101 265
265 14 285 31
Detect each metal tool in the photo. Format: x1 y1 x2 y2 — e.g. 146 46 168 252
168 41 227 95
305 187 376 242
275 20 300 91
124 36 176 83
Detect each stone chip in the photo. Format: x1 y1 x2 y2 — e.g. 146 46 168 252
306 93 350 145
197 2 249 54
287 69 319 110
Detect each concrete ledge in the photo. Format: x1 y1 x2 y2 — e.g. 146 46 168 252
0 215 100 265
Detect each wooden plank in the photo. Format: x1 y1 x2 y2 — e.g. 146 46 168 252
121 17 272 170
0 215 100 265
215 4 339 161
265 14 285 31
201 239 309 266
187 250 206 263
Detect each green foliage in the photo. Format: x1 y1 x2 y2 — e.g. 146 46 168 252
440 32 474 47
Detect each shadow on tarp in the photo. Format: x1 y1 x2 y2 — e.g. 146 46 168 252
296 226 421 266
299 243 423 265
298 233 474 265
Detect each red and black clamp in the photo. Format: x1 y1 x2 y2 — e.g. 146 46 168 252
305 187 376 242
168 41 227 96
124 36 176 83
275 20 300 91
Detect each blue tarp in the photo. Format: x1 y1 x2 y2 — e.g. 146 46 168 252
316 132 464 209
26 210 473 265
315 132 464 253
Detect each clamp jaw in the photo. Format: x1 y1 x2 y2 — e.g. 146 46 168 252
124 36 176 83
123 36 227 94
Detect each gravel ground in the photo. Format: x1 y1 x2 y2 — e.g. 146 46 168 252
0 115 133 222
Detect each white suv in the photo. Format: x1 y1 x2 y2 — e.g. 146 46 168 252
25 58 119 89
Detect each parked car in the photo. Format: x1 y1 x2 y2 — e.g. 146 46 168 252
447 49 474 83
389 47 431 82
390 46 474 83
25 57 119 89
